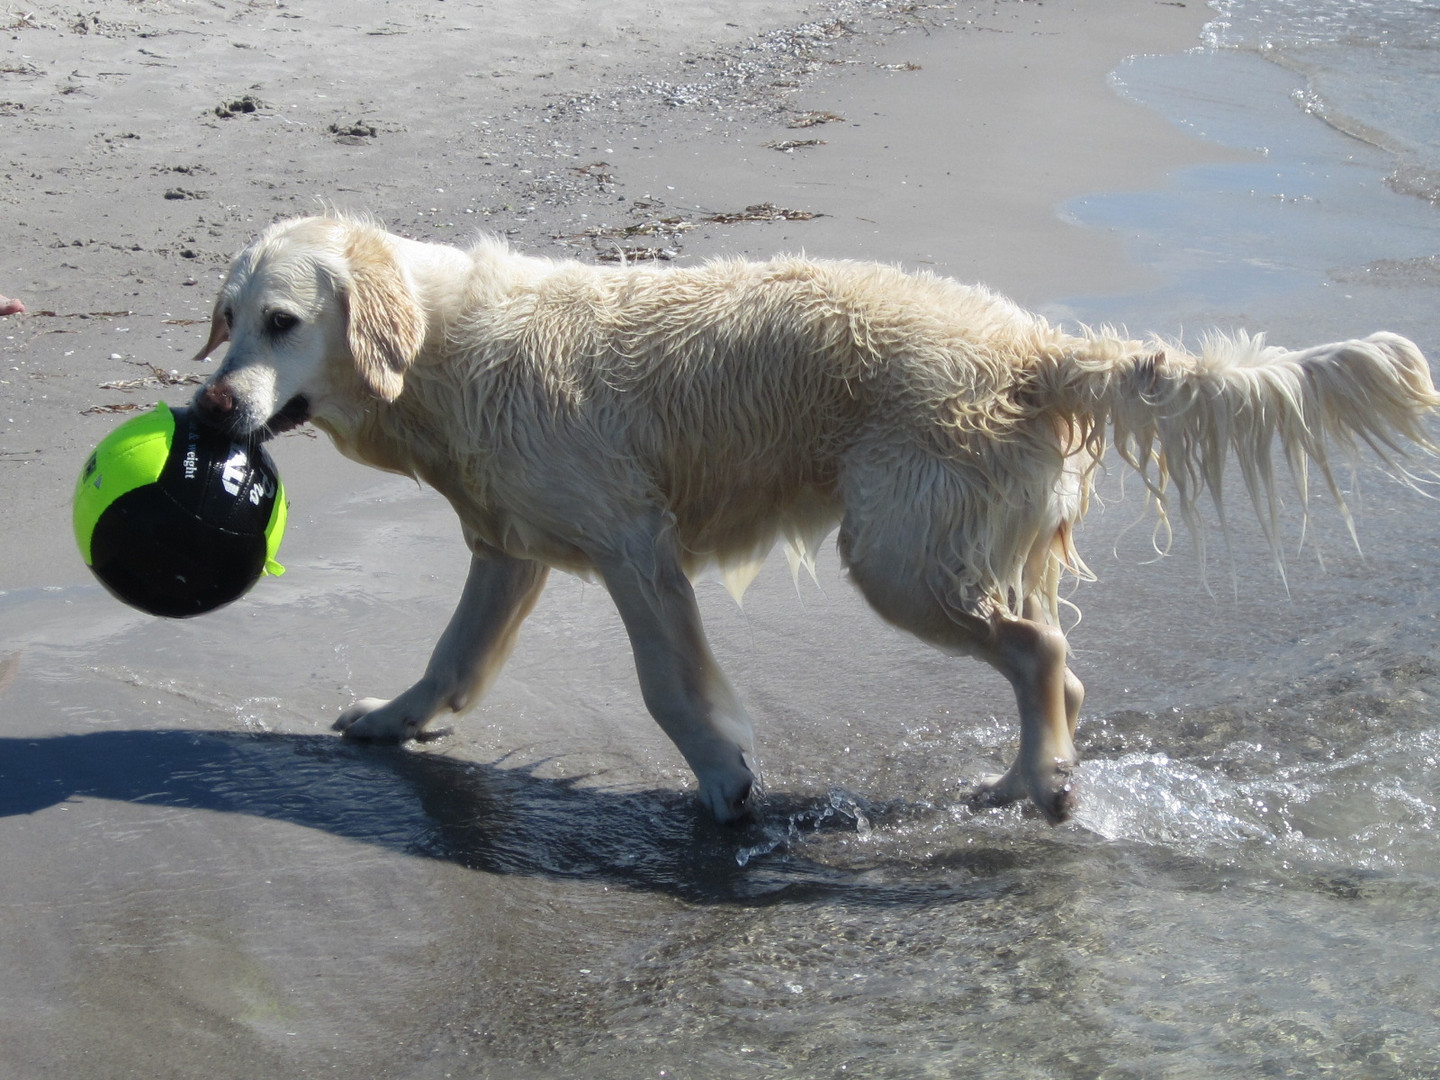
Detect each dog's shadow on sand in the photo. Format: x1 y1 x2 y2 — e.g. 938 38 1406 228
0 729 1020 906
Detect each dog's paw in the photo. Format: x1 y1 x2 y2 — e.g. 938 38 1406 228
972 766 1075 825
696 754 757 825
1033 772 1076 825
971 771 1023 809
333 698 418 742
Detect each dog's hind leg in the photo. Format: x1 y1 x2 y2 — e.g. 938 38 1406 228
838 464 1081 823
1023 592 1084 742
589 519 757 823
842 553 1080 822
970 616 1080 823
335 548 549 742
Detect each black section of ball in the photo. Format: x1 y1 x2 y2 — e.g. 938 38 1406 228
87 406 285 618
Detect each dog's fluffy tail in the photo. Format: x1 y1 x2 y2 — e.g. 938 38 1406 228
1044 330 1439 576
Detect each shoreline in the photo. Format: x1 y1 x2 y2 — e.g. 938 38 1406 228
604 1 1232 305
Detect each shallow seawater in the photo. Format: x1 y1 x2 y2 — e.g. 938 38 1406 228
1205 0 1440 205
1058 0 1440 344
5 453 1440 1077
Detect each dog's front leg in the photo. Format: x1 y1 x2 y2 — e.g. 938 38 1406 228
335 550 549 741
591 526 757 823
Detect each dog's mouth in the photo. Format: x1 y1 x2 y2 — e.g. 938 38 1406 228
261 395 312 440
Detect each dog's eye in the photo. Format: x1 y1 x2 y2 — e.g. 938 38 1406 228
222 306 234 329
266 311 300 335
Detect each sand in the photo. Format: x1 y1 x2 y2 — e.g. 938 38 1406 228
0 2 1247 1076
0 0 1222 588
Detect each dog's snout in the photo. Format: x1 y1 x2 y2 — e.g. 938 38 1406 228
195 380 235 421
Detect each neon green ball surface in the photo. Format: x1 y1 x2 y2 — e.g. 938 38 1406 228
74 402 287 618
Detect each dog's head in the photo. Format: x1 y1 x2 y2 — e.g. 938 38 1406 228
190 215 426 439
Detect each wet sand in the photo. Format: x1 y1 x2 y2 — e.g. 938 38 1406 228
18 1 1427 1077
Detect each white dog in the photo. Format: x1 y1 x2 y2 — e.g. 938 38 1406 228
191 214 1437 823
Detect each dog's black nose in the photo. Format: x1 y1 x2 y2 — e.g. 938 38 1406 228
195 381 235 422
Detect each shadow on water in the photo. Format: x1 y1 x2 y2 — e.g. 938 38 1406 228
0 729 1023 908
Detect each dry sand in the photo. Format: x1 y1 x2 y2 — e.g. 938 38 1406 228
1 0 1221 588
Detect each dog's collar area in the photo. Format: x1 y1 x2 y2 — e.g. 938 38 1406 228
262 395 312 440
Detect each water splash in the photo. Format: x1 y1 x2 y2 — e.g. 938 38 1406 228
1075 751 1283 850
1075 724 1440 873
736 788 875 866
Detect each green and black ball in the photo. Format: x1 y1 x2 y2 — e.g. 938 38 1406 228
74 402 288 618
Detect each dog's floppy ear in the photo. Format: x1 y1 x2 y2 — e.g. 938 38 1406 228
343 230 426 402
190 301 230 363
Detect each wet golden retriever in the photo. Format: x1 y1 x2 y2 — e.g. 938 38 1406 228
191 214 1437 823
